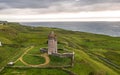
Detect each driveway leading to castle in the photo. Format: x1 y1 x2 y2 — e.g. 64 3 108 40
14 46 50 67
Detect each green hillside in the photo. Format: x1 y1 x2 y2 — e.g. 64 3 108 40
0 22 120 75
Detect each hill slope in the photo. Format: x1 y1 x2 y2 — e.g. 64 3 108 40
0 23 120 75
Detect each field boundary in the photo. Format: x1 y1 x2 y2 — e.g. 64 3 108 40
4 66 76 75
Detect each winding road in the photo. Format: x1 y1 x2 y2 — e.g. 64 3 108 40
20 53 50 67
14 46 50 67
14 46 34 63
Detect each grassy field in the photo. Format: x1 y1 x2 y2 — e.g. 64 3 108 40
49 55 71 66
22 54 45 65
1 68 69 75
0 22 120 75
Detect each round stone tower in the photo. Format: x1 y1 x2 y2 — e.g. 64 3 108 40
48 31 57 55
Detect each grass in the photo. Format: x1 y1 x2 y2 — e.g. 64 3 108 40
49 55 71 66
69 49 118 75
22 54 45 65
27 45 47 54
104 51 120 66
0 22 120 75
1 68 69 75
14 60 26 66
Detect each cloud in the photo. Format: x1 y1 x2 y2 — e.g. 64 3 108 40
0 0 62 8
0 0 120 12
77 0 120 5
0 2 120 15
0 0 120 22
1 0 120 9
0 3 11 9
79 3 120 11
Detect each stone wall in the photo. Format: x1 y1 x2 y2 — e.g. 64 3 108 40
52 52 75 66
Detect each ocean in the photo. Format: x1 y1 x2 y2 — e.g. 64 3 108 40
20 22 120 37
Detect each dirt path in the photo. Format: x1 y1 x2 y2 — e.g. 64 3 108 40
14 46 34 63
39 53 50 66
14 46 50 67
20 53 50 67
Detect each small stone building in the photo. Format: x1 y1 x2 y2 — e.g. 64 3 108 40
40 48 47 53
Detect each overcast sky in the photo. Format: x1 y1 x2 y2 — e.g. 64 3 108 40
0 0 120 22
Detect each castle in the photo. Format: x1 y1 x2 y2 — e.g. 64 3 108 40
48 31 57 55
40 31 74 66
47 31 74 66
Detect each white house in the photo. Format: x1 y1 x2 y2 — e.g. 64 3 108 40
7 62 14 66
0 41 2 46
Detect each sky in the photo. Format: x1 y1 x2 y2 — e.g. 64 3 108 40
0 0 120 22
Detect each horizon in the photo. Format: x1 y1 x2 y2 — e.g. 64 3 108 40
21 22 120 37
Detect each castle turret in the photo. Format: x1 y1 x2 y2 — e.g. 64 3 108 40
48 31 57 55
